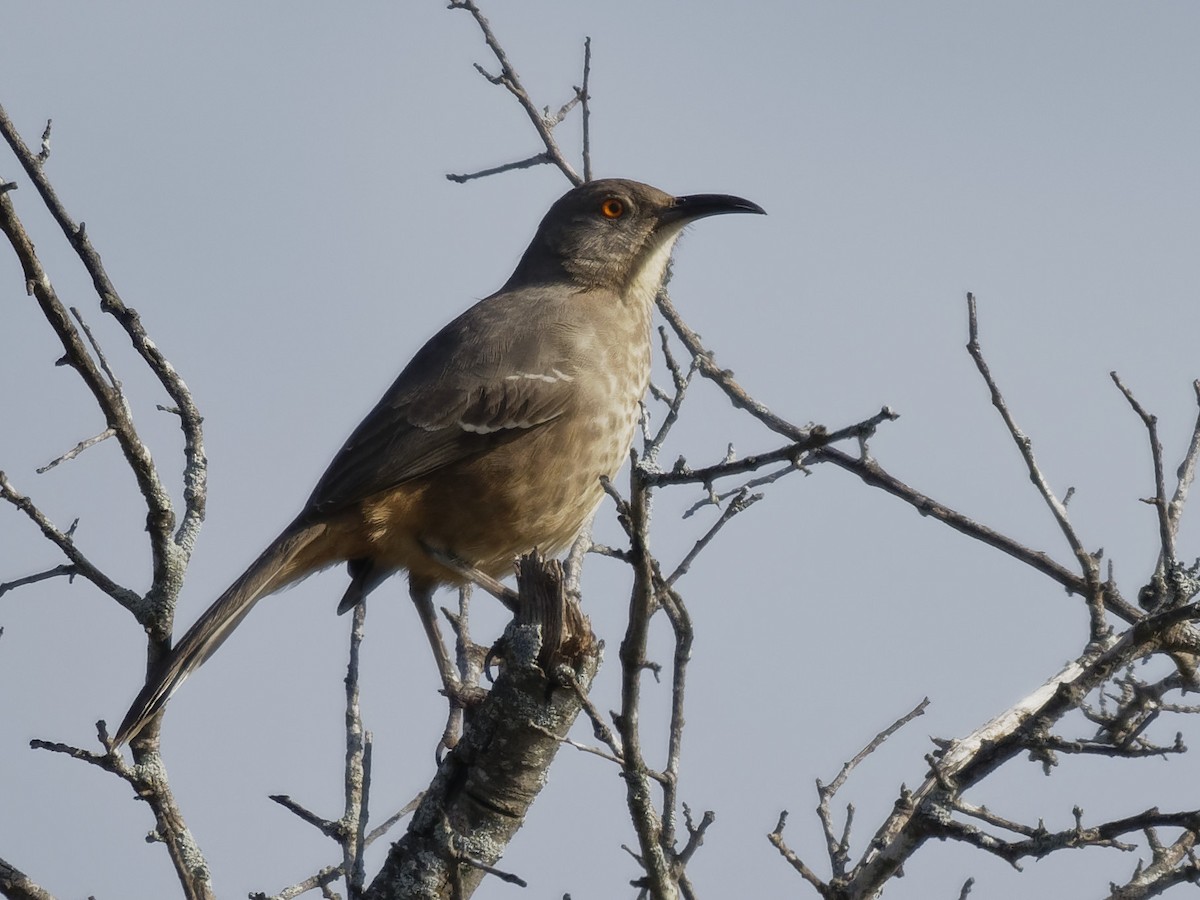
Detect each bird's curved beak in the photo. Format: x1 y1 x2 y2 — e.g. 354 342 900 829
661 193 766 225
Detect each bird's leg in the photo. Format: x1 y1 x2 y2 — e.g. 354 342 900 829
410 580 480 754
409 580 460 694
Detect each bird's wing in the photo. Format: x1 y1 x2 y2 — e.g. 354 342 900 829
304 293 580 517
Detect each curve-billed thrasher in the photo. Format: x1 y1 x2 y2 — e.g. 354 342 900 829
115 177 764 746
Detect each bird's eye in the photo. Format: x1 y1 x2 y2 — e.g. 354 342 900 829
600 198 625 219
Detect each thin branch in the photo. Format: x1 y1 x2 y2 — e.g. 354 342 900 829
0 563 77 598
812 449 1148 619
932 806 1200 866
768 811 836 899
562 666 627 762
35 119 51 165
1111 372 1175 574
70 305 119 389
32 725 215 900
615 456 677 898
0 471 141 610
580 37 592 182
445 152 550 184
1165 380 1200 540
656 286 812 444
657 585 697 859
822 698 930 801
0 102 207 593
36 427 116 473
665 488 760 585
531 721 625 768
814 699 929 877
967 294 1101 595
268 795 340 839
252 865 343 900
446 0 582 185
341 597 370 896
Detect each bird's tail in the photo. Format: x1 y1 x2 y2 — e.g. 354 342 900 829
114 522 327 746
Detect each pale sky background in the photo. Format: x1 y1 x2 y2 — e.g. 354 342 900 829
3 3 1200 898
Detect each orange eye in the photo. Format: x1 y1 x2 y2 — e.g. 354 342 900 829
600 198 625 219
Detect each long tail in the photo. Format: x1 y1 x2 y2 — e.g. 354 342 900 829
114 522 327 746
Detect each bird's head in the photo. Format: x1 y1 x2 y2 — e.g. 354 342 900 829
507 178 765 300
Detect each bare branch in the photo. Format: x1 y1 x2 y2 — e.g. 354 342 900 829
35 119 51 165
0 563 77 597
342 599 370 895
1111 372 1175 574
580 37 592 182
657 286 813 444
251 865 343 900
822 698 930 801
665 488 760 585
36 427 115 473
31 726 215 900
967 294 1101 598
811 449 1149 621
0 471 141 610
0 855 57 900
615 459 677 898
1108 826 1200 899
0 102 207 592
365 795 422 847
445 152 550 184
814 699 929 878
768 811 837 899
1165 380 1200 541
446 0 582 185
268 795 340 839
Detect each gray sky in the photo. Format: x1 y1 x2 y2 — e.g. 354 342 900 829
3 3 1200 898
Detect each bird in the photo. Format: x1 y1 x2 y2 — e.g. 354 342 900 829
114 177 765 746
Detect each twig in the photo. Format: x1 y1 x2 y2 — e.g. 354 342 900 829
531 721 625 767
0 563 77 597
768 811 836 899
1111 372 1176 575
0 101 207 599
252 865 343 900
445 152 549 184
365 794 423 847
451 839 528 887
815 699 929 876
0 471 141 610
666 488 760 585
343 598 370 896
446 0 582 185
657 585 697 857
812 449 1148 619
269 794 339 838
31 725 216 900
70 306 120 389
36 427 115 473
615 459 677 898
823 698 929 800
1165 380 1200 541
656 287 812 444
580 37 592 182
35 119 51 165
967 295 1101 592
